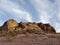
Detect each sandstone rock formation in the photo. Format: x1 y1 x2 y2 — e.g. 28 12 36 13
37 23 56 33
37 22 46 32
44 24 56 33
6 19 18 30
19 22 43 34
0 19 56 34
0 19 18 32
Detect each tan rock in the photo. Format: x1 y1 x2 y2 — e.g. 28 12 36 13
7 19 18 29
37 22 46 32
0 19 56 34
44 24 56 33
2 19 18 31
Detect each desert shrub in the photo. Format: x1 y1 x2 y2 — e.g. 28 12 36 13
25 29 43 34
26 29 35 33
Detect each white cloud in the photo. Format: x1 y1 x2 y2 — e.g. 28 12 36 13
30 0 53 23
0 0 33 24
0 0 60 33
39 11 51 23
55 22 60 33
12 8 33 22
29 0 60 32
0 21 3 26
25 13 33 22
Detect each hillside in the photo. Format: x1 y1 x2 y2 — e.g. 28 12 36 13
0 19 60 45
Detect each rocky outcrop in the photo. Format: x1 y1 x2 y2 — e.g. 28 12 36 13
0 19 18 31
6 19 18 30
44 24 56 33
19 22 43 34
37 22 46 32
0 19 56 34
37 22 56 33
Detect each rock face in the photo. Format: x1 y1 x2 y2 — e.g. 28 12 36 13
0 19 56 34
44 24 56 33
37 22 46 32
0 19 18 31
6 19 18 30
37 23 56 33
19 22 43 34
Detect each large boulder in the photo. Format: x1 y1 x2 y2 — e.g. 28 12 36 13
2 19 18 31
27 22 43 34
44 24 56 33
37 22 46 32
0 19 56 34
19 22 43 34
19 22 26 28
37 23 56 33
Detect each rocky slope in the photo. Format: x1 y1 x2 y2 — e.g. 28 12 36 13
0 19 59 45
0 19 56 34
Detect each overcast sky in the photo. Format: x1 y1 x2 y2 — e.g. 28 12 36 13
0 0 60 32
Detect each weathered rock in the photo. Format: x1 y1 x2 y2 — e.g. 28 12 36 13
37 23 56 33
7 19 18 30
44 24 56 33
37 22 46 32
0 19 56 34
19 22 43 34
0 26 1 30
26 22 43 34
19 22 26 29
1 19 18 31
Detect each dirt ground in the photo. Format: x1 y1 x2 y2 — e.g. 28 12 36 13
0 33 60 45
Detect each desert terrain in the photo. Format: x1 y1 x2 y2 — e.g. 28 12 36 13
0 19 60 45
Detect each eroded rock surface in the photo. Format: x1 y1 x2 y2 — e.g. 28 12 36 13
0 19 56 34
0 19 58 45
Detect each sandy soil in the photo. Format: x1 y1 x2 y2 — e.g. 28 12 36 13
0 33 60 45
